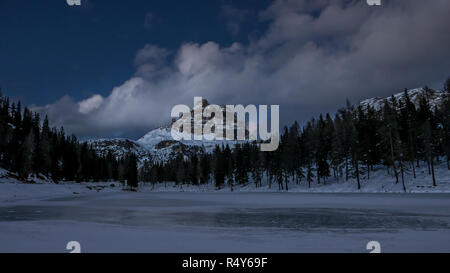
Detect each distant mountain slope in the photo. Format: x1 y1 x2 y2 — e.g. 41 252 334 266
87 99 248 164
88 87 447 165
359 87 445 111
86 138 152 162
86 134 207 165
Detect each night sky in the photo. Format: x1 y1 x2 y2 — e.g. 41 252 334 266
0 0 271 105
0 0 449 138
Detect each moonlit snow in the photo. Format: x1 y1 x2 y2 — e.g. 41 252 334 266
0 186 449 252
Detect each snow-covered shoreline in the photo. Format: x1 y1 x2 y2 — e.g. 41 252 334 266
0 163 449 208
140 161 450 193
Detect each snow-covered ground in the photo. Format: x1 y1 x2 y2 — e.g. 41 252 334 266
139 162 450 193
1 162 448 200
0 163 449 253
0 176 449 252
0 169 122 205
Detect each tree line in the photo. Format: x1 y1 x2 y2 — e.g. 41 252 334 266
0 91 138 187
1 78 448 191
140 80 450 191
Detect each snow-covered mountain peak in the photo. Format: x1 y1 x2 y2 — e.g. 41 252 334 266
359 87 446 111
88 89 447 165
89 99 250 164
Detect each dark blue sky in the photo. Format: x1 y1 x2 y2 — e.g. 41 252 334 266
0 0 271 106
2 0 449 138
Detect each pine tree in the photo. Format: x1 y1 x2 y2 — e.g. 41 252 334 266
302 121 316 188
417 95 437 186
139 159 152 182
380 98 400 184
213 146 225 189
400 89 418 178
199 153 210 184
349 115 361 190
441 78 450 169
126 154 139 188
20 130 35 179
444 77 450 93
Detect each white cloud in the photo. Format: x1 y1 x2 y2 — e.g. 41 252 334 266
78 94 104 114
34 0 450 138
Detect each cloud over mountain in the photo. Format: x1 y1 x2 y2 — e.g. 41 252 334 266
33 0 450 139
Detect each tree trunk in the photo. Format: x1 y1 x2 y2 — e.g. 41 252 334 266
355 160 361 190
400 162 406 192
307 166 311 188
317 168 320 184
345 157 349 181
431 156 437 187
389 128 399 184
285 175 288 191
268 172 272 189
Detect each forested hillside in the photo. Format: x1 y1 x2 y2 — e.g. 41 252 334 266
1 78 449 192
143 82 450 192
0 91 138 186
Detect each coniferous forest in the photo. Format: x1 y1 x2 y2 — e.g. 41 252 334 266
0 91 138 187
142 80 450 192
0 79 449 192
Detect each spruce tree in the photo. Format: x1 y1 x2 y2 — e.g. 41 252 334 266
126 154 139 188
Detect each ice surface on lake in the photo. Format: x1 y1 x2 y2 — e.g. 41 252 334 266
0 192 449 252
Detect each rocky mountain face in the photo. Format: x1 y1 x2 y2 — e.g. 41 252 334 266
86 99 248 165
87 88 447 166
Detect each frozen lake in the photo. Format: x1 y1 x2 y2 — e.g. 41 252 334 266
0 192 449 252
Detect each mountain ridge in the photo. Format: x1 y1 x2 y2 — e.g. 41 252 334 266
87 87 447 165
